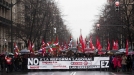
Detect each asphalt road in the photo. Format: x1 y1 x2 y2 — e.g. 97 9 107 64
0 71 132 75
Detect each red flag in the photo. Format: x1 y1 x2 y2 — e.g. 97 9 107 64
107 39 110 50
89 36 92 48
42 47 46 56
79 35 83 44
79 35 85 52
96 37 99 48
98 43 102 51
115 40 119 50
112 40 118 50
126 39 128 55
28 40 34 53
112 40 116 50
96 37 102 51
41 39 46 56
42 40 46 53
28 40 32 53
58 45 62 51
31 43 34 53
85 38 87 48
89 36 94 50
77 41 83 53
42 39 45 47
14 42 19 58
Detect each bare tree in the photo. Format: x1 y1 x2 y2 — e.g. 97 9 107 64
91 0 134 49
12 0 71 49
13 0 55 47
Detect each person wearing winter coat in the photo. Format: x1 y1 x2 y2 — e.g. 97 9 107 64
112 56 118 71
117 56 122 72
121 54 127 72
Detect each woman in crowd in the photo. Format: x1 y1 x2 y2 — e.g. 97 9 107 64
121 54 127 72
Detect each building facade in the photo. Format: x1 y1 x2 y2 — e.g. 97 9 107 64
0 0 25 53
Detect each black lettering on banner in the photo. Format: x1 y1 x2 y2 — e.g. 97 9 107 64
40 58 48 61
50 58 71 61
72 58 93 61
39 58 72 61
28 58 39 65
69 66 77 69
101 61 109 67
39 58 71 61
102 61 107 66
69 65 100 69
106 61 109 67
40 58 50 61
28 57 94 61
88 65 98 68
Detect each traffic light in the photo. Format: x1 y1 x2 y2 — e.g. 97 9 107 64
115 0 120 12
96 24 100 30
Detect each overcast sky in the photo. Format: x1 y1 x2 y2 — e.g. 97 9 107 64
55 0 107 40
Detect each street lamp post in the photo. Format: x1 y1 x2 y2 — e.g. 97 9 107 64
11 0 13 53
96 24 100 37
10 0 20 53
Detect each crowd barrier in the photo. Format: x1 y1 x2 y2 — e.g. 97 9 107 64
27 57 109 70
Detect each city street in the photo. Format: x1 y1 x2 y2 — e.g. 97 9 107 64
0 71 132 75
0 0 134 75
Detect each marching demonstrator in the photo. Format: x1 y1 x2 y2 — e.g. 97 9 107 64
5 55 12 73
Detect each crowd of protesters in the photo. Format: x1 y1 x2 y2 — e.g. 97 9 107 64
0 51 134 73
0 54 28 73
109 54 134 72
0 52 87 73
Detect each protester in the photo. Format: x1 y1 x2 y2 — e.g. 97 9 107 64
126 55 132 71
117 55 122 72
121 54 127 72
5 55 12 73
112 55 118 72
132 55 134 74
109 55 114 71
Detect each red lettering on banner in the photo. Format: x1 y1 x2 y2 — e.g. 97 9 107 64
42 61 57 64
30 66 39 69
71 62 82 65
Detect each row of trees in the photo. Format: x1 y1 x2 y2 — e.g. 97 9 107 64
91 0 134 50
11 0 71 50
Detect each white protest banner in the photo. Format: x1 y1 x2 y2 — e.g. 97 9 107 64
27 57 109 69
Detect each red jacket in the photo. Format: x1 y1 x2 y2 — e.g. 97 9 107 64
112 57 118 68
5 57 12 65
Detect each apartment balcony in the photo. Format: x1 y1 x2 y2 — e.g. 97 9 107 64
0 0 10 10
0 16 12 26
